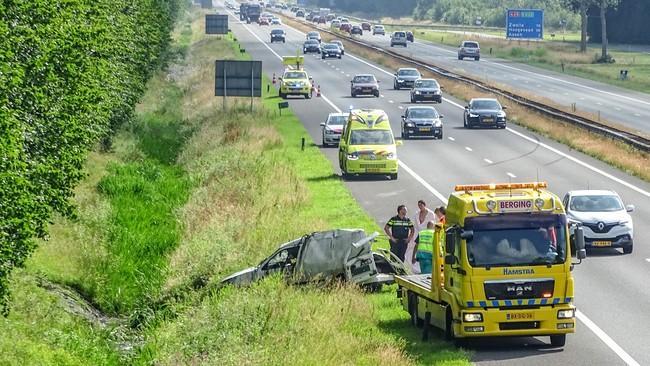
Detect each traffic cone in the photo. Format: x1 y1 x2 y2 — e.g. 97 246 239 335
272 73 276 85
317 85 321 97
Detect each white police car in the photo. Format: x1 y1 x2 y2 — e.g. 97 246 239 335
563 190 634 254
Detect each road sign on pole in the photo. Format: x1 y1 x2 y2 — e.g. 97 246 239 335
206 14 228 34
215 60 263 110
506 9 544 39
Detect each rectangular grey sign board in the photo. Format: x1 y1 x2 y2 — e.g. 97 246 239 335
201 0 212 9
215 60 263 97
206 14 228 34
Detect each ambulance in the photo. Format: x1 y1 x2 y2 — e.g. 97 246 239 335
279 56 312 99
338 109 401 180
395 182 587 347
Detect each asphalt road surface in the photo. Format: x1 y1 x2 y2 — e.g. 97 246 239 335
281 12 650 138
221 3 649 365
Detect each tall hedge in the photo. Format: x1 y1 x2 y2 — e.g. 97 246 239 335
0 0 183 314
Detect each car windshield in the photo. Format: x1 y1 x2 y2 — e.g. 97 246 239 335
408 108 437 118
374 26 383 29
285 72 307 79
332 40 342 46
324 44 338 50
353 75 375 83
471 100 500 110
308 32 318 37
415 80 438 88
569 195 623 212
306 39 318 44
350 129 393 145
465 214 567 267
327 115 346 126
464 42 479 48
271 30 284 34
399 69 419 76
394 32 406 37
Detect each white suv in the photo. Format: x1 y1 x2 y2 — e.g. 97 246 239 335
563 190 634 254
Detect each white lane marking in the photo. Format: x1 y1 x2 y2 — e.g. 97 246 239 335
448 137 455 141
634 113 641 117
346 74 351 77
597 102 603 105
536 84 541 88
389 100 394 104
484 158 493 164
580 97 586 100
507 172 517 178
576 311 641 366
465 146 473 152
336 67 340 71
616 107 622 111
241 16 648 363
340 71 345 74
645 258 650 263
398 106 403 109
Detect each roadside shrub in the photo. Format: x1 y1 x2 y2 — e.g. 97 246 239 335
0 0 184 313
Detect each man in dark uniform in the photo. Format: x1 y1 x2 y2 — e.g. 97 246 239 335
384 205 414 261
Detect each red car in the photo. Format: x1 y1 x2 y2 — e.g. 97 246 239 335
258 17 269 25
361 22 371 31
340 23 351 32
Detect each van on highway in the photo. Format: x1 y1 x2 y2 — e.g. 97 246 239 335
338 109 401 180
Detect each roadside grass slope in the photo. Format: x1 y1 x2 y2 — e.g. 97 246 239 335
2 6 470 366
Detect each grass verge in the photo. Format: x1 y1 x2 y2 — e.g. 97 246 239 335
280 15 650 182
2 6 470 366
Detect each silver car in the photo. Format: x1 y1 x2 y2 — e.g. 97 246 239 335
563 190 634 254
320 113 347 147
390 31 407 47
458 40 480 61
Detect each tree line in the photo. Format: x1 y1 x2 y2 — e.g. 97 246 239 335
0 0 183 313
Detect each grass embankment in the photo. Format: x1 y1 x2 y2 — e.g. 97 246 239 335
1 6 469 366
414 30 650 95
281 15 650 183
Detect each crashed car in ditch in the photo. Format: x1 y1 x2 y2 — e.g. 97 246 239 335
220 229 407 290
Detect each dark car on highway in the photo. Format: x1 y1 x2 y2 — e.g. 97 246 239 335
393 68 421 90
410 78 442 103
401 106 444 139
321 43 342 59
351 74 380 97
350 25 363 35
463 98 507 128
270 29 286 43
361 22 371 31
296 9 305 17
406 31 414 42
303 39 321 53
306 31 321 43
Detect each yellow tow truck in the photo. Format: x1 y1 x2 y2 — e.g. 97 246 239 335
279 56 312 99
396 182 587 347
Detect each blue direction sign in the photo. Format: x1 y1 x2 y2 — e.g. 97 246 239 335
506 9 543 39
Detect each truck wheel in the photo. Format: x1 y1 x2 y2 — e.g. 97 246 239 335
550 334 566 347
408 292 423 327
445 307 455 341
279 92 286 99
390 173 398 180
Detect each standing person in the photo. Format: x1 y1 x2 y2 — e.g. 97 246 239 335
412 221 436 274
437 206 447 225
384 205 414 262
407 200 436 273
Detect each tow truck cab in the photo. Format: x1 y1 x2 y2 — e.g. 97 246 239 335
395 182 586 347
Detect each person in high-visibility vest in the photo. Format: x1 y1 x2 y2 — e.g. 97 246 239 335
412 221 436 274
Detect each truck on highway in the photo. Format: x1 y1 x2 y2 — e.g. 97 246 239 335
319 8 331 19
240 2 261 23
396 182 587 347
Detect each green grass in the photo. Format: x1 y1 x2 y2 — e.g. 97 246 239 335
1 7 470 366
414 29 650 94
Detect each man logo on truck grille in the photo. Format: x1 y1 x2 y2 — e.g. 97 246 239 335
507 285 533 296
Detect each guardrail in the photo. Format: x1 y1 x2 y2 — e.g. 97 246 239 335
276 11 650 152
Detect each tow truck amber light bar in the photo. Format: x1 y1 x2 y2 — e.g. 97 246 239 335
455 182 548 192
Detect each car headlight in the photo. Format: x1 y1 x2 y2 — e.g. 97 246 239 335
386 152 396 160
347 152 359 160
406 122 415 127
434 120 442 127
397 79 404 83
415 91 421 95
325 129 336 134
433 90 440 94
497 112 506 117
557 309 575 319
469 113 479 118
463 313 483 322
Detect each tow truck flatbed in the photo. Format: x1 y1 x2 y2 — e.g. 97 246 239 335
396 274 432 292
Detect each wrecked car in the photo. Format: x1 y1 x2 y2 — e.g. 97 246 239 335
220 229 407 291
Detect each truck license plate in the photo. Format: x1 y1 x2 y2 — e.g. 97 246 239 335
592 241 611 247
366 168 381 173
506 312 534 321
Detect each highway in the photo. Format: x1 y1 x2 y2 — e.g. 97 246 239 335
279 11 650 138
222 3 650 365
